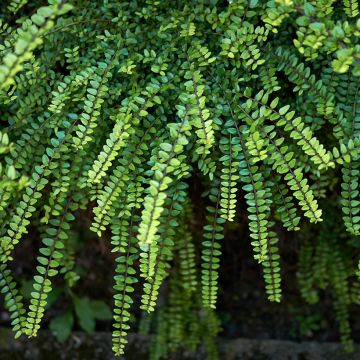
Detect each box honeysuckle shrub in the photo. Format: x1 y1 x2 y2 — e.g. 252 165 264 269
0 0 359 359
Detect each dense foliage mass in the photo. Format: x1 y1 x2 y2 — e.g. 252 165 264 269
0 0 359 358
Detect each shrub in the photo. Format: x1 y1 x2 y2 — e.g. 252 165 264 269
0 0 359 358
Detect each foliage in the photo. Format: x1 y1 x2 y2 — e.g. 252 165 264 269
0 0 359 358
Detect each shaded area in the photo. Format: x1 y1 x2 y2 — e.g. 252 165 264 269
0 329 359 360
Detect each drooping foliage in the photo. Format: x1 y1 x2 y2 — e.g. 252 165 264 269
0 0 359 358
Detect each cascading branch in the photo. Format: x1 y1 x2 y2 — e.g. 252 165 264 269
0 0 359 358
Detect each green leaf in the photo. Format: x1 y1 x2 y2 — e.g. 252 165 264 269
49 311 74 342
91 300 112 321
73 296 95 334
